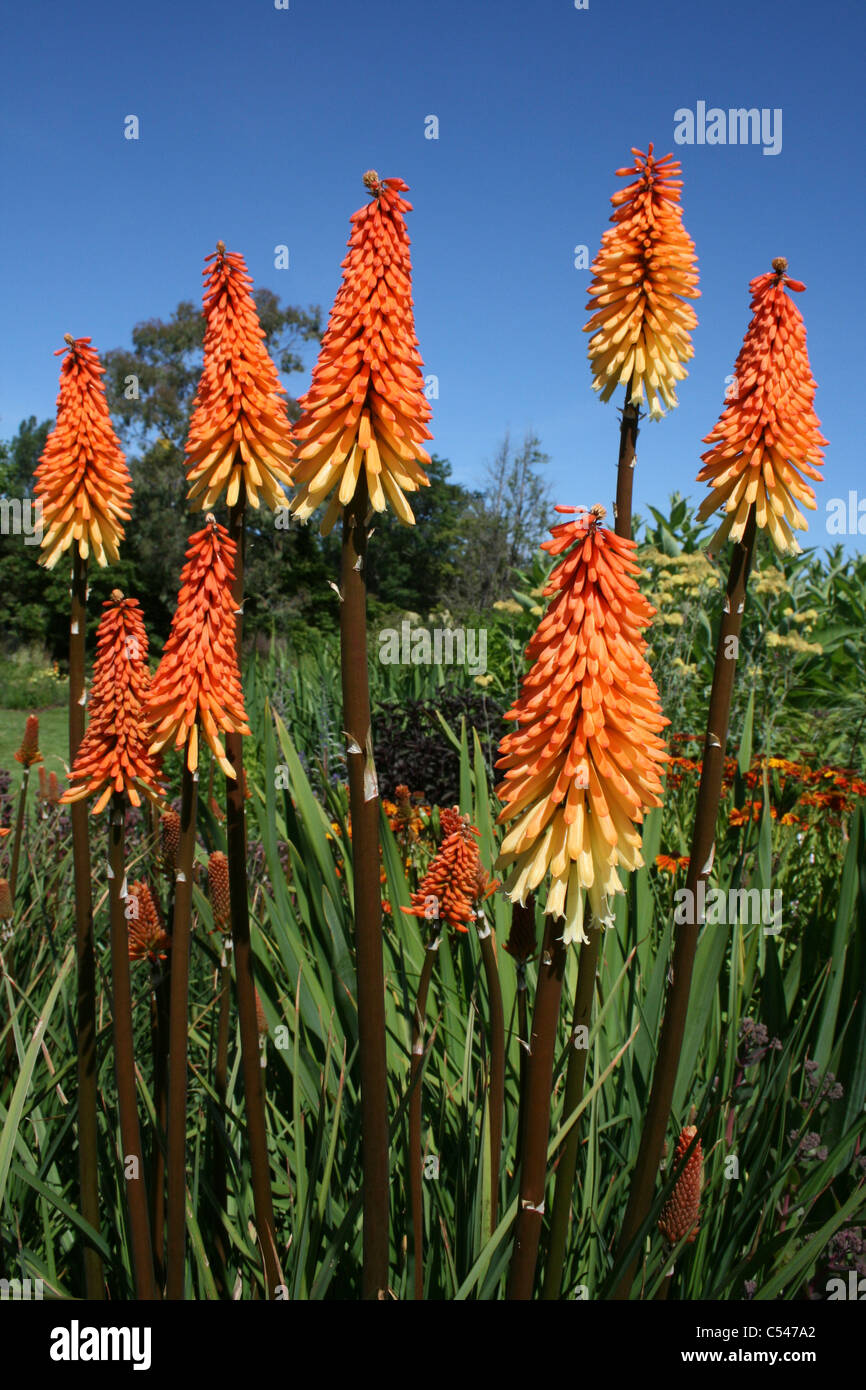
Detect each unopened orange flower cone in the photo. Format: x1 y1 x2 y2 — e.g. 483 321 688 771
585 145 699 421
695 259 827 555
146 517 250 776
207 850 231 934
289 172 432 533
61 591 162 815
495 505 668 946
14 715 43 769
658 1125 702 1245
34 336 132 568
126 880 170 964
185 245 295 512
403 807 488 933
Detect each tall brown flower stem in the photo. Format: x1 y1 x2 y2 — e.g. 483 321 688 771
543 383 639 1298
211 945 232 1294
614 386 641 538
8 770 30 903
409 935 439 1300
613 506 757 1298
477 917 505 1233
70 550 102 1298
108 793 157 1300
341 477 389 1300
226 487 280 1298
149 958 169 1285
542 932 601 1297
514 963 530 1161
506 917 567 1299
165 753 197 1300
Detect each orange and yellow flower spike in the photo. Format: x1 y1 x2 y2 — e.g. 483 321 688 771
61 591 162 815
695 259 827 555
585 145 699 421
185 244 296 512
146 517 250 776
289 172 432 534
495 505 668 946
34 336 132 569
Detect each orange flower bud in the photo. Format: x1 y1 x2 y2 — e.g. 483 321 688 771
658 1125 702 1245
207 851 231 934
14 715 43 769
126 880 170 963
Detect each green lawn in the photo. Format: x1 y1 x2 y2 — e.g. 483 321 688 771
0 706 69 793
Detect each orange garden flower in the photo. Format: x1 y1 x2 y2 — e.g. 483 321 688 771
404 807 488 933
14 715 43 769
696 260 827 555
61 592 162 814
585 146 699 420
185 244 295 512
207 850 231 934
126 880 170 964
147 518 250 776
495 505 669 947
34 336 132 569
290 172 432 533
658 1125 702 1245
655 854 690 875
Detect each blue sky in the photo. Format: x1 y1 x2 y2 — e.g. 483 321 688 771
2 0 864 552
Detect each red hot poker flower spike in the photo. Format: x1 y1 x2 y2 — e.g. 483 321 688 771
146 518 250 776
696 260 827 556
404 808 488 933
185 245 295 513
34 336 132 569
585 145 699 420
290 173 432 534
126 880 170 964
495 506 669 946
61 591 163 814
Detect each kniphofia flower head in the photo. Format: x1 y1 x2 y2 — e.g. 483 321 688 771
290 172 432 534
658 1125 702 1245
61 591 163 814
207 850 231 934
695 260 827 555
34 336 132 568
495 505 669 946
126 881 170 964
0 879 12 920
146 517 250 776
585 145 699 420
185 244 295 512
160 810 180 877
403 807 487 933
15 715 43 769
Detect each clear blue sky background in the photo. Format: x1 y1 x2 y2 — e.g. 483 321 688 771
2 0 864 552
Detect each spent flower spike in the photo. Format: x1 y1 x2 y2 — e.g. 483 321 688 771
147 517 250 776
585 145 699 421
495 505 668 946
185 244 295 512
34 336 132 568
696 259 827 555
290 172 432 533
61 591 163 815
